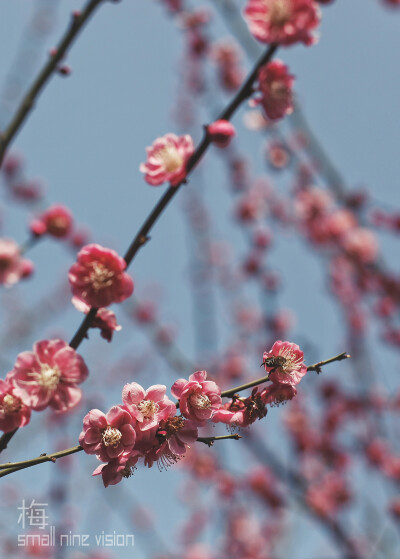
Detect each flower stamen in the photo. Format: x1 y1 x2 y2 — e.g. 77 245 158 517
102 426 122 447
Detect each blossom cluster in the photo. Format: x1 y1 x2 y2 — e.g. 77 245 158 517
0 340 88 433
79 372 221 487
79 341 306 486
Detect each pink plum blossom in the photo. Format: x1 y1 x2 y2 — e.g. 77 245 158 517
30 204 73 238
0 376 31 432
263 340 307 385
79 406 136 462
261 383 297 406
243 0 321 46
68 244 134 308
140 133 195 186
144 417 198 470
92 451 142 487
72 296 122 342
255 60 294 120
122 382 176 431
0 238 34 287
213 389 267 428
9 339 89 412
171 370 222 425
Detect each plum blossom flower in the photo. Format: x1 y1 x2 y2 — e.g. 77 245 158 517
68 244 134 308
79 406 136 462
140 133 195 186
0 238 34 287
9 339 89 412
92 451 142 487
261 383 297 406
171 370 222 425
263 340 307 385
122 382 176 431
30 204 73 238
0 376 31 432
213 389 267 429
244 0 321 46
255 60 294 120
72 296 122 342
143 417 198 470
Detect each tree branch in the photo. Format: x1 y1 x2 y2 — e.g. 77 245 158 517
68 43 278 351
0 0 105 167
221 352 350 399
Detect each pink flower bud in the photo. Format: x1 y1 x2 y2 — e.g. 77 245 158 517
207 120 236 148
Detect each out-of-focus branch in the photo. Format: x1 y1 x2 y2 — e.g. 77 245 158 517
245 433 362 559
0 0 105 167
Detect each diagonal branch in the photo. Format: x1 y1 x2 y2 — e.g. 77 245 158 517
0 0 105 167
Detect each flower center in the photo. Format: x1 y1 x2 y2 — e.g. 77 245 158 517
137 399 159 419
270 80 289 101
164 416 185 437
277 349 303 374
1 394 21 414
102 426 122 447
50 216 69 231
190 392 211 410
269 0 291 26
157 146 184 173
37 364 61 390
88 262 115 291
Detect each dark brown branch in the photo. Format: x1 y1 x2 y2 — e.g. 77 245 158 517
221 352 350 399
197 434 242 447
0 0 105 167
0 44 278 454
68 43 278 351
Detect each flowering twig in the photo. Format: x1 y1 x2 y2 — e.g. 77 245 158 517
307 352 350 374
69 43 278 351
221 352 350 399
0 0 105 167
0 42 279 455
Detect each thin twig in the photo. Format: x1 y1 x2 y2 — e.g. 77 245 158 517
307 352 350 374
68 43 278 351
0 44 278 453
221 352 350 399
0 0 105 167
197 434 242 447
0 445 82 478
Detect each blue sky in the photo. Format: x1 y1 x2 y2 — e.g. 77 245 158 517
0 1 400 558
